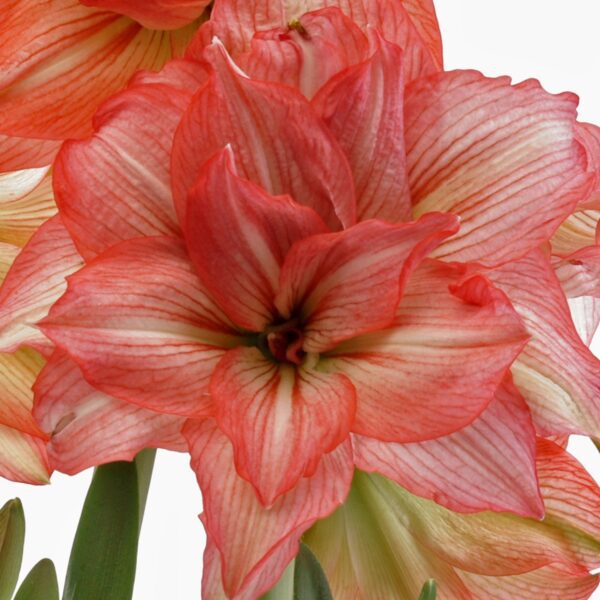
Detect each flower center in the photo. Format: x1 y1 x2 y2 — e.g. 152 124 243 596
261 320 306 365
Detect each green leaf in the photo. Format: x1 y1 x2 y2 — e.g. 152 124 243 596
260 543 333 600
63 450 156 600
293 543 333 600
0 498 25 600
14 559 59 600
418 579 437 600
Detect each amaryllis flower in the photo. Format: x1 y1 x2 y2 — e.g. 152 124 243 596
0 167 55 483
0 0 211 172
302 440 600 600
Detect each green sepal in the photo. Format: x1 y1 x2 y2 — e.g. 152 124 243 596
261 542 333 600
0 498 25 600
63 450 156 600
14 559 59 600
418 579 437 600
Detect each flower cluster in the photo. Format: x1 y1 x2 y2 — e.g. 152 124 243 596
1 1 600 598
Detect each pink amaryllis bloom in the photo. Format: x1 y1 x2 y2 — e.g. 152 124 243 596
0 0 211 172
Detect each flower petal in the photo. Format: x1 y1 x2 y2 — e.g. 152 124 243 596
80 0 209 29
551 210 600 256
488 250 600 437
352 376 543 518
326 260 528 442
0 348 45 437
41 236 241 417
406 71 592 266
239 8 370 99
53 59 207 260
576 122 600 209
0 1 191 140
312 34 412 222
184 418 353 599
276 213 459 352
0 217 83 353
211 347 355 505
0 135 61 173
191 0 441 81
33 351 185 474
0 424 50 485
172 41 356 230
568 296 600 346
185 148 328 332
553 246 600 298
0 168 56 247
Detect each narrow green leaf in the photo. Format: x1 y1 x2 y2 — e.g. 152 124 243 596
0 498 25 600
293 543 333 600
418 579 437 600
14 559 59 600
63 452 155 600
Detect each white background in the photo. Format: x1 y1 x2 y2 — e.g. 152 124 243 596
1 1 600 598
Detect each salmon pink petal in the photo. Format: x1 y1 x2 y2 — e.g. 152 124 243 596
276 213 459 352
488 250 600 437
211 347 355 505
185 149 328 332
406 71 592 266
54 60 207 260
184 419 353 599
171 41 356 230
0 1 192 141
0 425 50 485
313 35 411 222
0 168 56 246
352 376 543 518
239 8 370 99
40 236 242 417
0 135 61 173
326 260 528 442
191 0 441 82
554 246 600 298
458 564 598 600
576 122 600 209
0 349 45 438
33 352 185 474
80 0 209 29
0 217 83 354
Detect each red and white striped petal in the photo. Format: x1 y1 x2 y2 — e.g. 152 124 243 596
458 564 598 600
53 60 206 260
0 244 19 282
0 217 83 353
191 0 441 82
0 135 61 174
276 214 459 352
0 1 195 141
553 246 600 298
551 210 600 257
185 149 328 332
326 260 528 442
353 376 543 518
0 425 50 485
576 122 600 209
406 71 592 266
184 419 353 599
239 8 370 99
488 250 600 437
569 296 600 346
211 347 355 505
41 236 241 417
172 41 356 230
80 0 209 29
0 168 56 247
33 351 185 475
313 34 411 222
0 348 45 437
